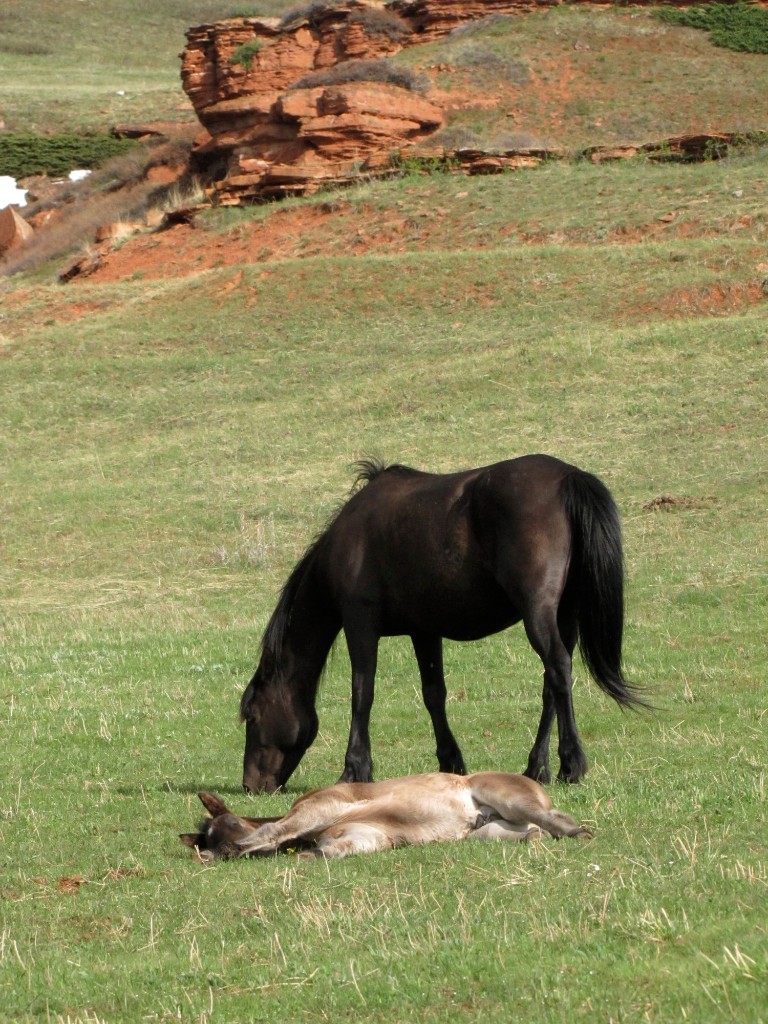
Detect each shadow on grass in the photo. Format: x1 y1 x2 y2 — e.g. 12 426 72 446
114 781 312 797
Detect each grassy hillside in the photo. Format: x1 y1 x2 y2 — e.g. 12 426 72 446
402 5 768 149
0 0 291 132
3 1 768 142
2 150 767 1022
2 3 767 1022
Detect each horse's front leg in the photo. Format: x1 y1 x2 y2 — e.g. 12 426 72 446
411 633 466 775
339 620 379 783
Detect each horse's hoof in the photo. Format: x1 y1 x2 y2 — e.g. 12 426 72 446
338 768 373 784
524 765 551 785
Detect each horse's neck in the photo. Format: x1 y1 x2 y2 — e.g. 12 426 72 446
276 574 340 696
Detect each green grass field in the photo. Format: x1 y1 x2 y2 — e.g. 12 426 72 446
2 2 768 1022
0 0 292 133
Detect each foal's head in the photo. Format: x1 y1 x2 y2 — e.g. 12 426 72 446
180 802 254 861
240 666 319 793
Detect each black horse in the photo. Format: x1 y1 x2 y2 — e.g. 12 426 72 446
240 455 643 793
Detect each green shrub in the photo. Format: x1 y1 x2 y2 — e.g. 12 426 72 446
348 8 411 43
229 40 263 70
654 2 768 53
390 151 461 175
0 132 136 179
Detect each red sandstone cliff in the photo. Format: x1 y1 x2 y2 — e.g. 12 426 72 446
180 0 564 201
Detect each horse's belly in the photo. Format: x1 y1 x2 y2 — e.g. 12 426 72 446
382 588 519 641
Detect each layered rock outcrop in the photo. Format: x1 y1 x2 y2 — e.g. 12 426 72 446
211 80 442 203
180 0 562 201
390 0 559 41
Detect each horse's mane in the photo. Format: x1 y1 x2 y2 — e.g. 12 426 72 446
256 459 418 675
352 457 417 488
260 533 327 667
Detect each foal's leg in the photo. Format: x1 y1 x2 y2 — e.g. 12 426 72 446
469 773 591 839
469 820 538 842
339 617 379 783
312 822 393 859
524 603 587 783
411 633 466 775
236 789 359 855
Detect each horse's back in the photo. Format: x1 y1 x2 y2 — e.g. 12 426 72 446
320 455 579 639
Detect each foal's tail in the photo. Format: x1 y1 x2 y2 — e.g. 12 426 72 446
560 470 647 710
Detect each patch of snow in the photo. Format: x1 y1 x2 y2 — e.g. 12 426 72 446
0 175 27 209
69 169 92 183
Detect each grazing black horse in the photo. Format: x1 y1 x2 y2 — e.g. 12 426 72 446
240 455 643 793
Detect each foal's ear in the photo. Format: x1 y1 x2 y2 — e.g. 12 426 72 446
198 792 230 817
179 832 204 848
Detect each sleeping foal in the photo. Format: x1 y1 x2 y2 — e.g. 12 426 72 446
180 772 591 861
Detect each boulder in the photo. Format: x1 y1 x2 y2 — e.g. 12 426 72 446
0 205 34 255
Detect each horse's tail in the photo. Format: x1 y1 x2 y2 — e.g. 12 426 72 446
560 470 647 710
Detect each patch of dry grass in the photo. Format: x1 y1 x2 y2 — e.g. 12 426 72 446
1 133 198 278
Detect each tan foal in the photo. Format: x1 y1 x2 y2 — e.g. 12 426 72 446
180 771 591 862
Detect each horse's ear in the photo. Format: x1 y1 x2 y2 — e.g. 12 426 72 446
198 792 230 817
179 832 203 848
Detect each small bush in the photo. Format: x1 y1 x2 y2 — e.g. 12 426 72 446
229 40 262 70
348 8 411 43
0 132 136 179
291 58 429 93
279 1 343 31
654 2 768 53
391 151 460 175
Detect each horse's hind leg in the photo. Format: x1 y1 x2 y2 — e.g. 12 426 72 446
523 601 587 783
412 634 466 775
469 820 537 842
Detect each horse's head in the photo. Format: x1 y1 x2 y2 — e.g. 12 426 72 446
240 672 318 793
